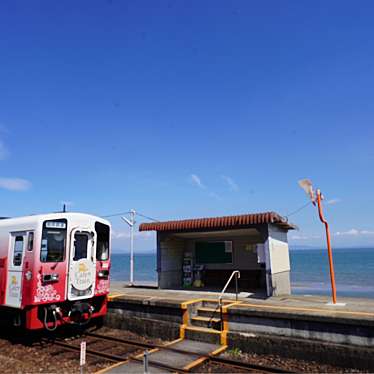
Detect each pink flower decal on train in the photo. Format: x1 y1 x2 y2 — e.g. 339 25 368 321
96 279 110 294
34 274 61 303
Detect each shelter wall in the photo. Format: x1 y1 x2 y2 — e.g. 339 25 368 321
158 235 185 288
157 229 268 292
266 224 291 296
185 235 262 271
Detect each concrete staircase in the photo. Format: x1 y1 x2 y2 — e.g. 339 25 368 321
184 300 225 344
191 303 221 330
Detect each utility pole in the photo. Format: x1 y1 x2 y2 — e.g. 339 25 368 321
316 189 337 304
121 209 136 286
298 179 340 305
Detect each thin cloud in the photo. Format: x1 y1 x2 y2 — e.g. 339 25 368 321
0 178 32 191
190 174 206 189
112 230 152 240
221 175 239 191
326 198 341 205
189 174 222 200
335 229 374 236
291 234 321 240
292 229 374 239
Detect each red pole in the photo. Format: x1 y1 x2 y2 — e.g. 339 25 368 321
316 189 337 304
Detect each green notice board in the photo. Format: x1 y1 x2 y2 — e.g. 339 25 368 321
195 241 233 264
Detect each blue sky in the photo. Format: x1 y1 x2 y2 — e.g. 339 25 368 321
1 1 374 251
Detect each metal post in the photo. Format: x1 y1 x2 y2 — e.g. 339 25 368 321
235 272 238 301
130 209 135 285
316 189 337 304
143 350 149 374
121 210 136 286
219 303 223 331
80 341 86 374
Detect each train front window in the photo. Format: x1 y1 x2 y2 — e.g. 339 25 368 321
73 233 88 260
41 219 67 262
95 222 110 261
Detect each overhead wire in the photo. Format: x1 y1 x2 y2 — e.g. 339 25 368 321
136 211 159 222
103 204 309 222
103 201 311 223
101 210 159 222
285 201 312 219
102 211 131 218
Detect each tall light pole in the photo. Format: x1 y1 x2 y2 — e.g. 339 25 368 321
121 209 136 286
315 189 337 304
298 179 338 305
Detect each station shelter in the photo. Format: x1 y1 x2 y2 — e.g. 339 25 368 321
139 212 296 297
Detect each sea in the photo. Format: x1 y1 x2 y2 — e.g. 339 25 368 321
110 247 374 298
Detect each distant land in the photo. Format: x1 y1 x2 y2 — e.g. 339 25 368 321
112 248 156 254
111 246 374 254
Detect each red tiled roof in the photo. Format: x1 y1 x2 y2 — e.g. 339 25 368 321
139 211 295 232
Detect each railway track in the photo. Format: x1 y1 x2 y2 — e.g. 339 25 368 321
43 331 292 373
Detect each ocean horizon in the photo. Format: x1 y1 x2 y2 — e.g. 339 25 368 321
110 247 374 298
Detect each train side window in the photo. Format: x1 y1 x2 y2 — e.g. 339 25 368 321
13 236 24 266
95 222 110 261
27 232 34 251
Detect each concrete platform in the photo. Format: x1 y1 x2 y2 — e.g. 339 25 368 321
106 282 374 370
109 281 374 322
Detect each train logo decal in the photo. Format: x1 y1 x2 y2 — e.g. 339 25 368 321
79 263 88 273
71 259 95 291
8 275 20 298
34 274 61 303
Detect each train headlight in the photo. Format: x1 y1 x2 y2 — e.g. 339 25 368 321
43 273 59 283
25 271 32 281
98 270 109 278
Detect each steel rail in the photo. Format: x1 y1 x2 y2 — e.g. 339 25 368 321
86 331 155 349
210 356 292 373
43 337 189 373
42 338 128 362
85 332 292 373
87 332 214 357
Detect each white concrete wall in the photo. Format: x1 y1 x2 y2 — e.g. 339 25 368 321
265 224 291 296
158 237 185 288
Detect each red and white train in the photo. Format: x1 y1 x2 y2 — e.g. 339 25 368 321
0 212 111 330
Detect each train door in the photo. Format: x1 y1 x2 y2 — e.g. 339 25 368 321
5 232 26 308
68 229 96 300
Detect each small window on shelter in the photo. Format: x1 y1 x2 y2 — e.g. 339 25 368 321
195 241 233 264
13 236 24 266
27 232 34 251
